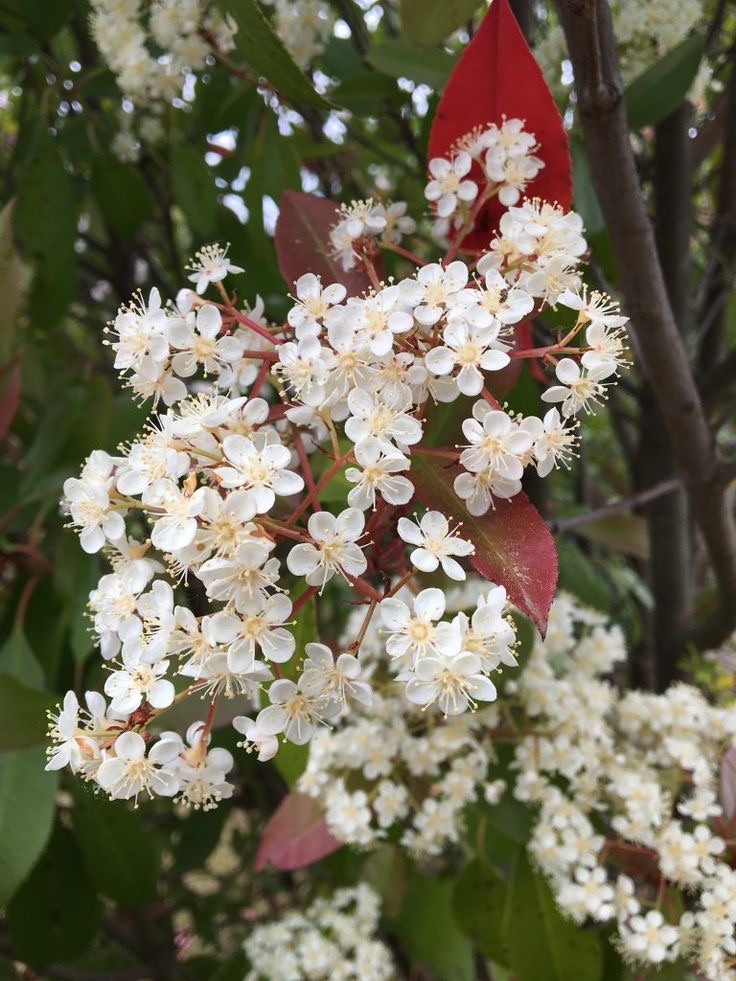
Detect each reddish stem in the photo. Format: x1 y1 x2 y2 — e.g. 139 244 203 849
380 241 428 266
250 358 272 399
287 448 354 525
292 585 318 617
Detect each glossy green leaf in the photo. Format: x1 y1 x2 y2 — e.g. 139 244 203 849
0 673 55 750
394 870 474 981
0 746 58 906
72 789 161 907
0 625 44 687
6 824 101 968
91 153 154 241
14 134 78 260
505 852 603 981
625 33 705 129
453 859 509 963
171 143 219 236
368 39 456 90
571 136 604 236
217 0 329 109
400 0 481 47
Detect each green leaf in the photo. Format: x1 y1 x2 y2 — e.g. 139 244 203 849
0 746 58 906
504 852 603 981
369 39 456 89
72 789 161 907
171 143 219 237
0 673 54 750
14 134 79 260
394 870 475 981
625 33 705 129
217 0 330 109
400 0 481 47
6 824 101 969
332 74 400 114
571 136 604 236
0 625 44 687
91 153 154 241
453 859 509 963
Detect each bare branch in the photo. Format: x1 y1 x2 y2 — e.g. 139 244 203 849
548 477 681 533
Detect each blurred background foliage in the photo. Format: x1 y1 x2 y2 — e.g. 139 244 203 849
0 0 734 977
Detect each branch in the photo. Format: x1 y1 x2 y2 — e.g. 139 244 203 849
555 0 736 650
548 477 681 533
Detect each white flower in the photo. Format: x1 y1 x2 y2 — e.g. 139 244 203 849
109 288 169 373
63 477 125 554
454 586 517 670
143 479 206 552
344 389 423 454
208 593 295 671
187 243 244 294
349 287 414 357
276 335 334 405
459 406 532 477
541 358 610 417
345 437 413 510
256 677 338 745
424 152 478 218
397 511 474 581
300 642 373 708
403 651 496 715
233 715 279 761
425 318 510 396
379 588 459 665
401 261 468 326
619 910 679 964
197 539 277 610
519 407 579 477
215 434 304 512
104 648 175 714
287 273 347 338
168 304 243 377
96 731 181 801
286 508 367 588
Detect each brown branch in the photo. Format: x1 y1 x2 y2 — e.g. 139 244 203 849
555 0 736 652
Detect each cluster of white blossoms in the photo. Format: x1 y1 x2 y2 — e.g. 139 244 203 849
329 199 417 273
89 0 237 107
261 0 334 69
300 591 736 978
243 885 394 980
536 0 709 102
50 118 628 810
426 117 544 240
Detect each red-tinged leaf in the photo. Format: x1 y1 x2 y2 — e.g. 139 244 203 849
0 358 21 440
275 191 376 298
254 791 341 871
411 453 557 633
427 0 572 251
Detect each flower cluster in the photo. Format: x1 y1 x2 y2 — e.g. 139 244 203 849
51 117 627 812
261 0 334 69
426 117 544 240
90 0 237 108
301 591 736 978
536 0 709 102
243 885 394 980
329 199 417 273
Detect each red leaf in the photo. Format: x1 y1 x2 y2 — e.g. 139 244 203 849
0 358 21 441
428 0 571 251
254 791 342 871
275 191 376 298
411 453 557 634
